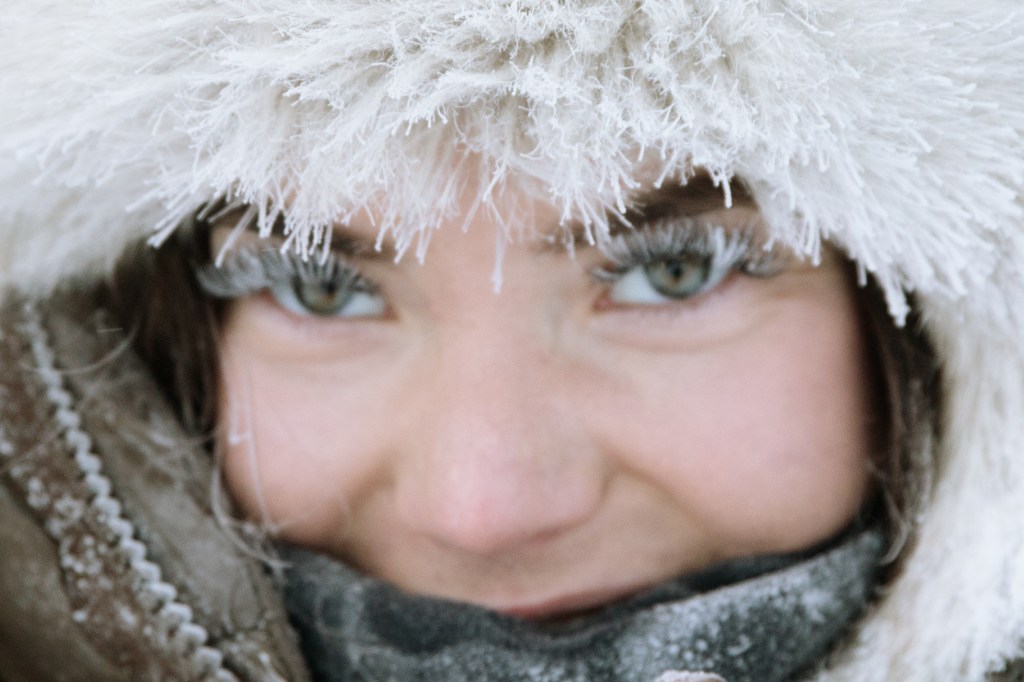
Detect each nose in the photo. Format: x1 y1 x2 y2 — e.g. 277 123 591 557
392 335 607 557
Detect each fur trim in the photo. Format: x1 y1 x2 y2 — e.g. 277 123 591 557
2 1 1023 679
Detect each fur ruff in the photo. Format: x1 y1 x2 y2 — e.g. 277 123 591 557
2 1 1023 679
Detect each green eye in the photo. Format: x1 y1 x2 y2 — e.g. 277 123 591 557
293 279 354 316
271 278 386 318
608 254 720 305
642 255 712 299
595 221 787 308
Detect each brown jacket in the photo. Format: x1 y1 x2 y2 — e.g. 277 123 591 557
0 293 310 681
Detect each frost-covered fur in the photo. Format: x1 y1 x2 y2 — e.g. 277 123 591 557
1 0 1023 679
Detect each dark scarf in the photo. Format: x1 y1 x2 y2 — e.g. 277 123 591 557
279 528 882 682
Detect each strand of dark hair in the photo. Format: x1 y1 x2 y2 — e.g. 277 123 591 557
855 276 941 563
98 217 221 440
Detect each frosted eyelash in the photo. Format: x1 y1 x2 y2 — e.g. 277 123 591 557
194 246 375 299
592 218 784 282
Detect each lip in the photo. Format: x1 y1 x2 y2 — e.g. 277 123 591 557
492 583 652 622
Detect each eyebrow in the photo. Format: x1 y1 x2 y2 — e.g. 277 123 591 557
622 174 754 225
320 229 397 261
552 173 756 250
228 213 398 261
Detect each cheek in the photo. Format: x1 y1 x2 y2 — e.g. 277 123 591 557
601 287 874 556
216 342 391 549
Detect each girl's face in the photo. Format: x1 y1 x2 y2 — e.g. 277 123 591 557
211 177 875 621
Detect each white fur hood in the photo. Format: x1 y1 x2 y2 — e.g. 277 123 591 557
2 1 1023 679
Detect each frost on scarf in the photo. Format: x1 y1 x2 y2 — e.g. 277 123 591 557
280 528 883 682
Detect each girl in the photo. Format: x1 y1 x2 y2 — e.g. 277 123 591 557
1 1 1022 680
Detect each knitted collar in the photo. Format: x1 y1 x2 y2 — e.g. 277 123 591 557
280 528 883 682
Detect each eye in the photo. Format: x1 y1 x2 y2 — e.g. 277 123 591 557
270 277 387 318
607 254 727 305
195 241 389 319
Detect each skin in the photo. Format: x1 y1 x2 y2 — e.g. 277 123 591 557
215 181 875 620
